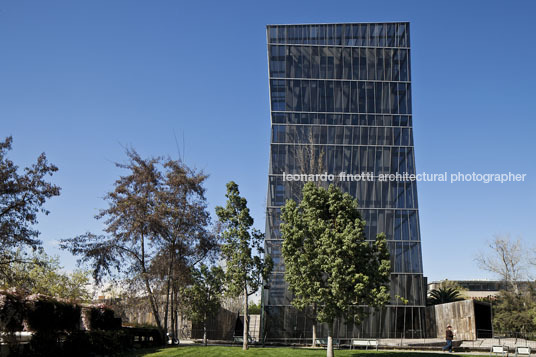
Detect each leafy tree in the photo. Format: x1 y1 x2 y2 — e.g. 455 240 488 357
215 181 273 350
181 264 224 345
0 249 91 301
493 289 536 337
248 301 261 314
0 136 60 269
61 149 217 339
290 132 326 346
427 287 464 305
281 182 390 357
147 158 218 339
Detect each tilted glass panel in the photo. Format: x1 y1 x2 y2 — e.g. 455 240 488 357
265 23 424 340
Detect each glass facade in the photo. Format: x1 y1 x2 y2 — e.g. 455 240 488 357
263 22 427 341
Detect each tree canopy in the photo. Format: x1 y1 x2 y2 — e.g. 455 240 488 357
215 181 273 350
181 264 225 345
493 288 536 337
61 149 217 336
0 136 60 269
281 182 390 357
0 249 91 302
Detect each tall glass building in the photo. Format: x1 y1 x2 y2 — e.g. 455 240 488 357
263 22 427 341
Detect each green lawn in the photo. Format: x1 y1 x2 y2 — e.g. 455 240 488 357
122 346 479 357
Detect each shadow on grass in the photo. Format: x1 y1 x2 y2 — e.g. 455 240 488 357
120 347 167 357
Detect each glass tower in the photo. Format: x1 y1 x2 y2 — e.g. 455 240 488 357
263 22 427 341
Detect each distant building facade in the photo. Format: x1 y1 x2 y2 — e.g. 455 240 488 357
428 280 532 299
263 22 427 340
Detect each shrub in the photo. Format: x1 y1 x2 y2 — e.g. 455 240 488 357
25 295 81 332
87 305 121 330
63 330 133 356
0 291 24 332
28 330 62 357
91 330 132 354
55 300 80 332
2 293 132 356
62 331 92 357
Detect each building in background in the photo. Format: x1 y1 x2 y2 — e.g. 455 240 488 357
263 22 427 341
428 280 533 299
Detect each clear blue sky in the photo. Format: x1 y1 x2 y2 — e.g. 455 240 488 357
1 0 534 282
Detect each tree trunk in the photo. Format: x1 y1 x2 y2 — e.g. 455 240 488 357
312 322 317 347
140 233 164 339
203 321 207 346
311 303 317 347
170 284 175 340
164 250 173 333
243 288 249 350
173 288 179 339
143 275 163 330
164 281 170 332
174 307 179 340
326 322 334 357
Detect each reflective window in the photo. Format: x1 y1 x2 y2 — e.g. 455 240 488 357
342 48 351 79
387 24 395 47
334 81 342 112
343 126 352 144
270 79 285 111
367 48 376 80
266 24 422 332
277 26 286 43
397 23 408 47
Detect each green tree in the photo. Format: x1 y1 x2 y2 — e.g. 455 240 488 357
0 136 60 271
248 301 261 314
281 182 390 357
493 289 536 337
0 249 91 301
182 264 224 345
427 287 464 305
215 181 273 350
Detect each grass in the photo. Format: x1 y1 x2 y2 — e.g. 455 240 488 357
121 346 482 357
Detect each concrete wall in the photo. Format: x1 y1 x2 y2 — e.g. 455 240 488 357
426 300 477 340
246 314 261 341
191 307 237 341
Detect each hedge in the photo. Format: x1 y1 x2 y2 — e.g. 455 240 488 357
63 330 133 356
86 305 122 331
0 291 24 333
0 291 157 356
0 292 121 333
25 295 81 332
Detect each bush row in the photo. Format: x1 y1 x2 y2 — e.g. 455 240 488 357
0 291 121 333
1 291 142 356
0 291 24 332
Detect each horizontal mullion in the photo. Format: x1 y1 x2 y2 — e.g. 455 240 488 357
267 42 410 50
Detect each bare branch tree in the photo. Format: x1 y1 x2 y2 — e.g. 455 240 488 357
475 235 528 293
294 131 325 177
291 131 326 206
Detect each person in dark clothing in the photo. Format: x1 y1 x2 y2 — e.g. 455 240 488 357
442 325 454 352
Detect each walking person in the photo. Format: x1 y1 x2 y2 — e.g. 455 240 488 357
442 325 454 353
